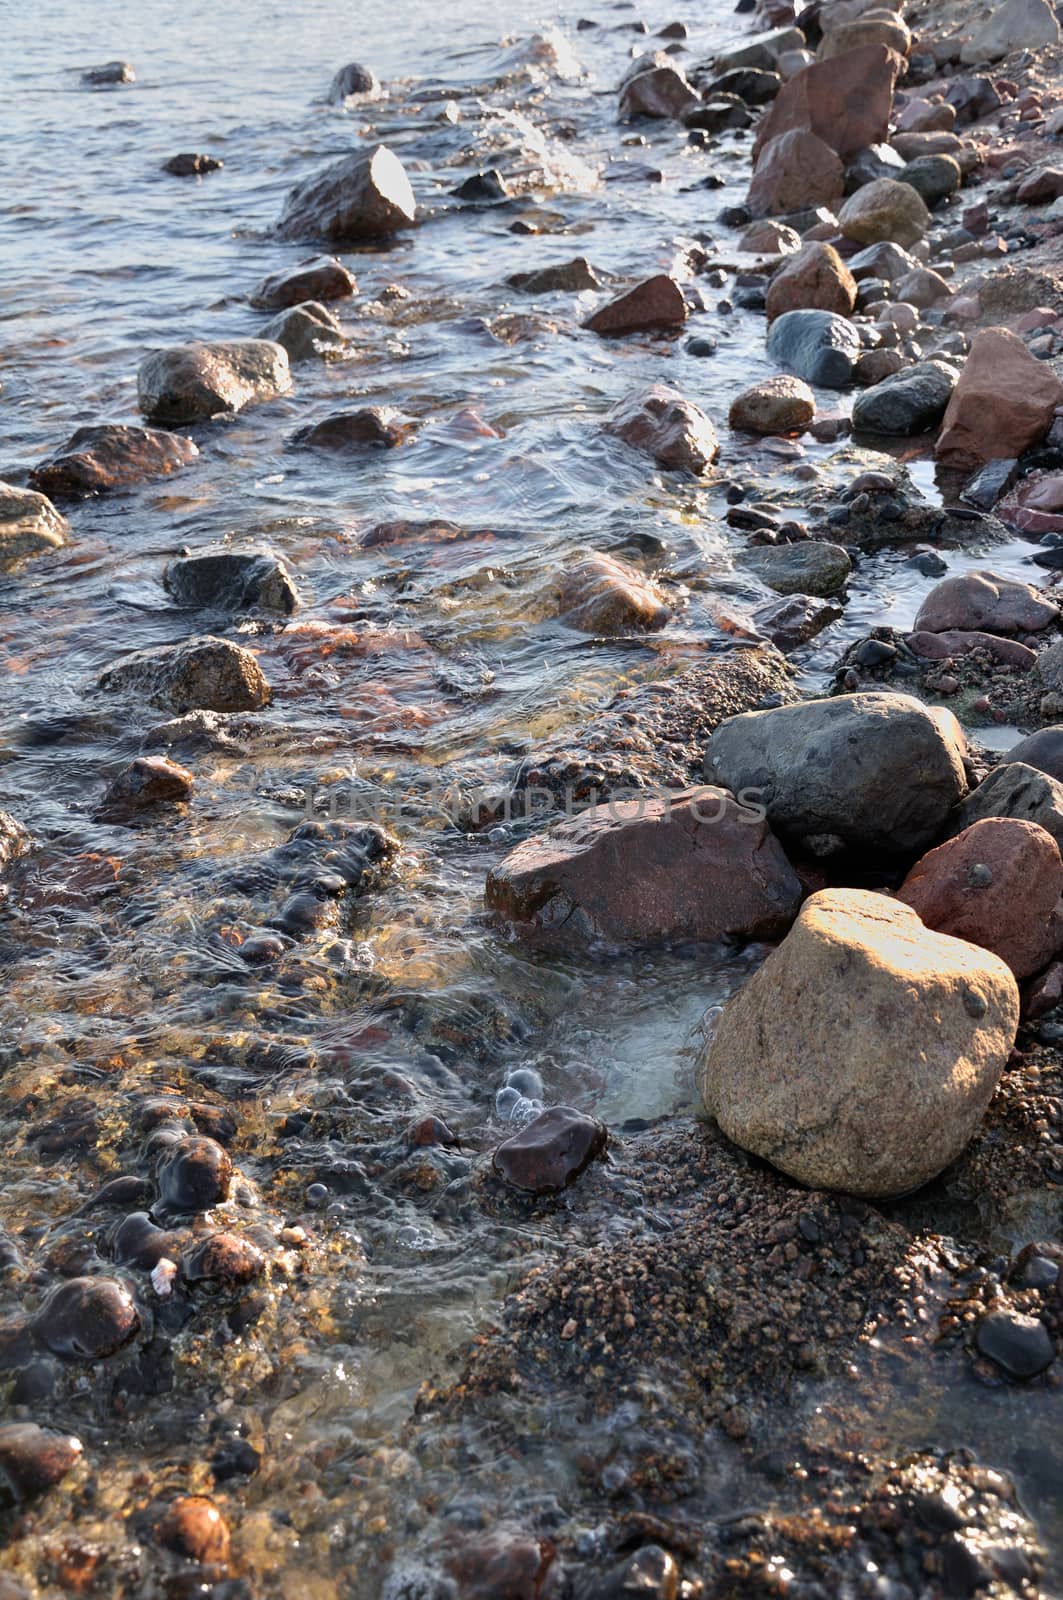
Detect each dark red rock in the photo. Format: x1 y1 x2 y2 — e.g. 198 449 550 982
181 1232 265 1286
0 1423 83 1503
905 630 1038 670
913 572 1058 636
28 424 199 499
156 1136 234 1212
249 254 357 309
584 274 687 336
445 1534 557 1600
154 1496 232 1564
493 1107 607 1195
406 1115 458 1149
111 1212 187 1269
752 44 904 163
33 1276 140 1360
97 755 194 821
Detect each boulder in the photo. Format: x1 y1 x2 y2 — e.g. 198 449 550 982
493 1108 607 1195
936 328 1063 470
97 636 271 713
907 631 1037 670
0 1424 83 1503
484 788 804 944
1017 168 1063 205
756 592 844 649
260 301 347 362
953 763 1063 847
818 13 910 59
728 375 816 434
766 309 862 388
327 62 381 101
959 0 1060 64
0 483 70 569
705 691 968 856
898 817 1063 978
975 1308 1057 1379
899 154 962 207
557 552 671 633
851 360 959 435
82 61 133 85
697 887 1019 1197
605 385 719 474
249 255 356 308
583 274 687 336
738 219 803 253
738 540 851 596
164 548 300 613
1003 726 1063 783
747 130 845 218
508 257 602 293
29 424 198 498
765 241 856 320
891 129 964 160
137 340 291 425
619 63 697 119
914 571 1058 634
277 145 416 242
291 408 408 450
838 178 930 246
894 267 952 308
703 66 782 104
752 45 904 163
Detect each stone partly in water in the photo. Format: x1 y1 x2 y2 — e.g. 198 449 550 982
936 328 1063 470
154 1496 232 1565
326 61 381 101
838 178 930 246
29 424 199 498
33 1276 140 1361
165 547 300 613
851 360 959 435
557 552 671 634
583 274 687 336
752 43 904 162
618 62 697 120
764 241 856 321
291 408 409 450
705 691 968 857
278 144 416 242
492 1107 608 1196
697 888 1019 1197
259 301 347 362
914 570 1058 635
82 60 134 85
960 0 1060 64
0 483 71 569
156 1136 234 1213
98 636 272 713
739 540 851 596
605 385 719 474
0 1424 83 1504
729 375 816 435
0 811 30 874
975 1308 1057 1379
953 764 1063 848
164 152 223 177
747 129 845 217
97 756 195 822
766 309 861 388
250 255 357 309
508 257 602 293
137 340 291 425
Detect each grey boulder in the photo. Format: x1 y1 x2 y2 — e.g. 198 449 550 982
851 360 959 435
260 301 347 362
164 548 300 614
278 145 416 242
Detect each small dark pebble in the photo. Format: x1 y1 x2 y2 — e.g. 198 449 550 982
493 1106 608 1196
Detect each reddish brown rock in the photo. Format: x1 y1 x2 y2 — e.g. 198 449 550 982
584 274 687 336
998 472 1063 536
0 1424 83 1503
181 1232 265 1287
33 1276 140 1361
906 630 1038 670
249 254 357 309
557 552 671 633
445 1533 557 1600
97 756 194 821
936 328 1063 470
154 1497 231 1565
752 45 904 163
747 129 844 219
817 13 911 59
765 242 856 321
492 1108 607 1197
605 385 719 474
913 571 1058 635
29 425 199 499
898 818 1063 978
618 63 697 120
738 219 803 254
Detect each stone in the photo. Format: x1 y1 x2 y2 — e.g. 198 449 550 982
705 691 968 857
156 1136 234 1212
756 592 843 649
975 1309 1056 1378
154 1497 232 1565
898 818 1063 978
738 219 802 253
747 130 845 218
33 1277 140 1360
98 756 194 822
278 144 416 242
777 47 815 78
703 66 781 104
914 571 1058 634
492 1107 607 1195
765 242 856 320
0 812 30 874
557 553 671 633
182 1232 266 1286
164 152 222 177
137 340 291 425
845 142 907 189
82 60 133 85
98 636 271 713
851 360 959 434
906 631 1037 670
900 153 962 206
892 129 964 160
818 13 911 60
962 459 1020 511
739 541 851 596
291 408 408 449
697 887 1019 1196
936 328 1063 470
619 63 697 119
953 764 1063 847
1017 168 1063 204
1004 727 1063 783
250 255 356 308
766 309 862 388
895 97 957 134
894 267 952 308
848 240 921 281
29 424 198 498
729 375 816 435
0 483 71 568
838 178 931 246
959 0 1060 65
0 1425 83 1503
486 787 803 945
165 547 299 613
855 348 905 385
452 169 510 203
752 45 904 164
710 26 807 74
584 274 687 335
327 62 381 101
508 257 602 293
260 301 346 361
605 385 719 474
683 95 755 134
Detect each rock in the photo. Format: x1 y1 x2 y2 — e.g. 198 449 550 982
29 424 199 498
250 255 357 309
137 340 291 425
906 631 1037 670
33 1276 140 1360
729 375 816 435
738 219 802 253
557 553 671 633
953 763 1063 847
605 385 719 474
894 267 952 308
164 152 222 177
154 1497 232 1565
98 636 271 713
508 257 602 293
451 169 510 203
914 571 1058 634
1017 168 1063 204
765 241 856 320
892 129 964 160
684 95 756 134
697 887 1019 1197
851 360 959 435
855 347 904 385
619 62 697 119
998 471 1063 536
492 1107 607 1195
1004 727 1063 783
584 274 687 336
0 483 71 568
0 812 30 874
0 1424 83 1503
739 540 851 596
895 97 957 134
752 45 904 163
704 66 781 104
975 1309 1056 1379
711 26 807 73
747 130 845 218
845 141 906 189
766 309 862 388
756 592 843 649
705 691 968 856
156 1136 234 1212
165 547 299 613
847 240 921 281
898 818 1063 978
485 787 803 944
260 301 346 361
98 756 194 822
838 178 930 246
962 459 1019 511
291 408 407 450
818 13 910 59
278 144 416 242
182 1232 265 1286
327 62 381 101
900 153 962 207
82 61 133 85
959 0 1060 64
936 328 1063 470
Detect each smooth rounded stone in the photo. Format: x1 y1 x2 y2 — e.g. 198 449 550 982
165 547 300 613
953 764 1063 847
485 787 804 945
82 60 134 85
33 1276 139 1360
507 257 602 293
278 144 416 242
892 129 963 161
765 242 856 322
291 407 408 450
704 66 781 104
705 691 968 857
326 61 381 101
0 1424 83 1503
847 239 921 282
737 219 802 253
250 255 357 309
182 1232 265 1286
1004 726 1063 783
747 130 845 219
0 483 71 569
817 13 911 59
936 329 1063 471
604 385 719 474
697 888 1019 1197
257 304 347 362
839 178 930 246
584 274 686 336
851 359 958 435
895 96 957 134
751 43 903 163
729 375 816 436
914 571 1058 635
855 347 904 385
959 0 1060 64
28 424 199 499
211 1438 262 1482
766 309 861 389
618 62 697 119
900 154 962 207
557 552 671 633
899 818 1063 979
492 1107 607 1195
154 1496 232 1565
137 339 291 425
894 267 951 308
156 1136 234 1212
110 1211 185 1269
97 756 194 822
98 635 271 713
975 1309 1056 1379
164 152 223 177
739 540 851 596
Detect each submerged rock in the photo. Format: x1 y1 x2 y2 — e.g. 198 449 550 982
278 145 416 242
557 552 671 633
618 61 697 120
604 385 718 473
29 423 199 498
156 1136 234 1213
98 636 271 713
137 340 291 424
250 255 357 309
33 1276 140 1360
0 811 30 873
739 540 850 596
291 407 408 449
936 328 1063 471
729 375 816 435
0 483 71 568
165 547 299 612
82 60 133 85
98 756 195 822
507 257 602 293
583 274 687 336
154 1496 232 1565
0 1424 83 1503
260 300 346 361
838 178 930 246
851 360 958 435
766 309 861 388
164 152 223 177
492 1107 607 1196
914 571 1058 635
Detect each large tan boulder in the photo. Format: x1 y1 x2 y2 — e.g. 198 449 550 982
752 44 904 163
936 328 1063 470
697 888 1020 1197
747 130 845 218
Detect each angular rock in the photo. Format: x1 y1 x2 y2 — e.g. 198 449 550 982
557 552 671 633
291 407 408 449
856 348 904 386
0 1425 83 1503
249 255 356 309
766 309 862 388
278 145 416 242
976 1308 1057 1378
137 340 291 425
165 547 299 613
710 26 807 74
838 178 930 246
584 274 687 336
29 424 198 499
98 756 194 822
327 62 381 101
605 385 719 474
959 0 1060 65
913 570 1058 635
845 141 906 189
739 540 851 596
1017 168 1063 205
747 130 845 218
451 169 510 204
818 13 910 59
729 375 816 434
619 63 697 120
765 241 856 321
954 763 1063 847
492 1107 607 1196
895 97 957 134
847 240 921 282
0 483 71 568
508 257 602 293
0 811 30 874
98 636 271 713
260 301 346 362
738 219 803 253
851 359 959 435
756 592 843 649
752 45 904 163
894 267 952 308
704 66 781 104
683 95 754 134
936 328 1063 470
33 1276 140 1360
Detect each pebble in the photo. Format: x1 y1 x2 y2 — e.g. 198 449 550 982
493 1106 608 1195
154 1495 232 1564
0 1423 83 1502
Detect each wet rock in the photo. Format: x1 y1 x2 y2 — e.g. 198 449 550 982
29 423 199 498
0 811 30 874
98 635 271 713
855 347 904 385
137 339 291 424
82 60 133 85
605 384 718 473
757 592 844 649
729 375 816 435
697 887 1019 1196
739 540 850 596
154 1496 232 1565
33 1276 140 1360
954 763 1063 847
751 43 904 163
906 630 1037 670
765 241 855 321
899 154 962 207
584 274 687 336
164 152 222 177
959 0 1060 64
704 66 781 104
847 239 921 282
914 571 1058 635
766 309 861 388
211 1438 261 1482
0 1424 82 1503
98 756 194 821
838 178 930 246
486 787 803 944
962 458 1019 511
260 301 346 361
851 359 958 435
618 62 697 120
507 257 602 293
327 61 381 101
592 1546 679 1600
936 328 1063 471
1004 726 1063 783
492 1107 607 1196
182 1231 265 1286
999 471 1063 538
705 691 967 857
557 552 671 633
165 547 300 612
0 482 70 568
737 219 802 253
278 144 416 242
445 1532 558 1598
156 1136 234 1213
110 1212 185 1269
250 255 357 309
452 169 510 203
747 129 844 218
894 267 951 309
975 1308 1056 1378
